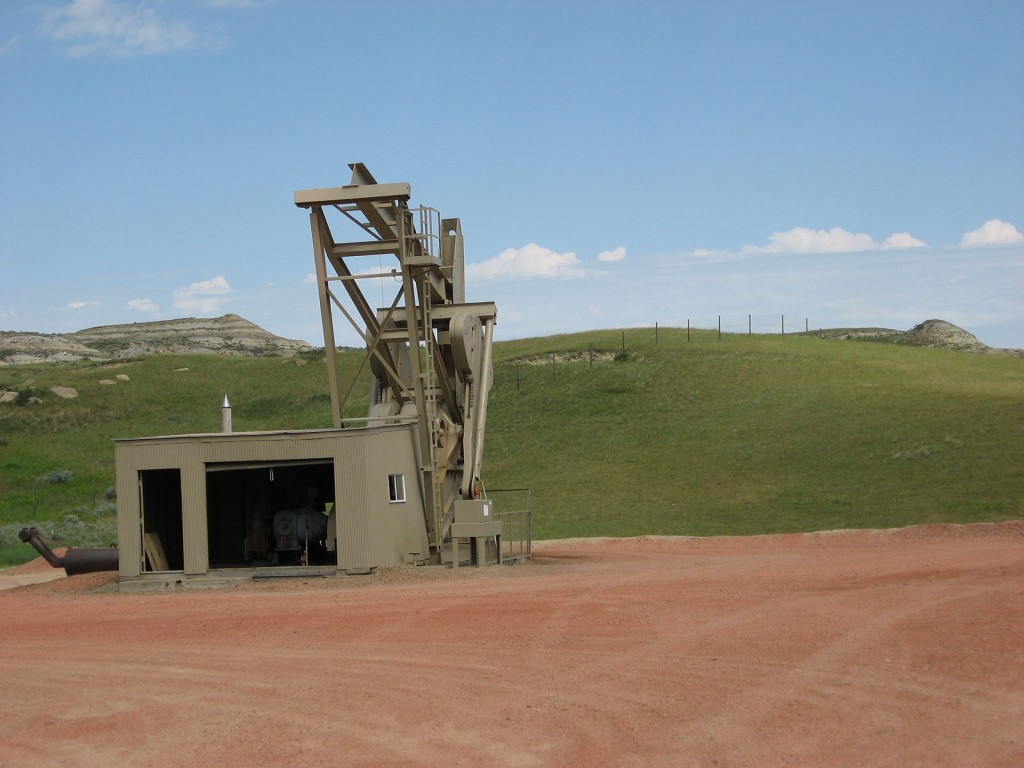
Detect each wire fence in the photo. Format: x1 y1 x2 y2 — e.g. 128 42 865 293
497 315 814 389
684 315 811 337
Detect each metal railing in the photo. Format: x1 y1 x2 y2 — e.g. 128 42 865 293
486 487 532 561
412 205 440 259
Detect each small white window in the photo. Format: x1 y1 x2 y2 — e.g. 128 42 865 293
388 473 406 503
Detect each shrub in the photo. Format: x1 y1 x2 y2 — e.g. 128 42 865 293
37 468 73 485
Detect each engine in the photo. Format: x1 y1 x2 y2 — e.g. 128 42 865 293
273 508 327 553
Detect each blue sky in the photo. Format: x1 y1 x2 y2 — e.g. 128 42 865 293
1 0 1021 348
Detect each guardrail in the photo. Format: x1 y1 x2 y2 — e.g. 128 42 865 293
486 487 532 561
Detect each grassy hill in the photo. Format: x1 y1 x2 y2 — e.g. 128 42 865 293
2 329 1022 564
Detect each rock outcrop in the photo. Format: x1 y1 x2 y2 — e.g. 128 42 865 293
813 319 1021 356
0 314 311 365
902 319 988 352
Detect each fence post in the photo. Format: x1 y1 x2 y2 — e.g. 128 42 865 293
621 331 625 355
589 343 593 368
718 316 721 340
516 364 521 390
687 319 690 342
805 318 809 333
781 315 785 335
655 322 658 344
748 314 752 335
551 353 556 377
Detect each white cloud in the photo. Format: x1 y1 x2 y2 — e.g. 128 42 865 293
881 232 927 250
0 36 18 55
466 243 585 280
0 307 17 322
960 219 1024 247
39 0 197 57
128 297 159 313
690 226 929 257
66 300 98 309
597 246 627 263
173 275 233 314
302 273 316 284
746 227 878 254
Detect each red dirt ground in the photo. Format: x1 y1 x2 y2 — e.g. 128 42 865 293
1 522 1022 768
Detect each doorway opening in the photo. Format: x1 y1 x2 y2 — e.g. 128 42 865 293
140 468 184 572
205 460 336 569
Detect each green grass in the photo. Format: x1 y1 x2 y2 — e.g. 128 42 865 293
485 328 1023 539
1 329 1022 564
0 349 369 564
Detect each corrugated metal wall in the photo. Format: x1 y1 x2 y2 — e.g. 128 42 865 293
337 436 369 573
181 463 208 575
115 443 141 578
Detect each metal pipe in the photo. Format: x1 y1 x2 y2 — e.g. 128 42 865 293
18 527 119 576
17 527 63 568
468 318 495 495
221 394 232 433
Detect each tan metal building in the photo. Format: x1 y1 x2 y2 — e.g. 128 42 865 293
115 424 431 581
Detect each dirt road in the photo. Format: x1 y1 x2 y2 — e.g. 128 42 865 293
1 522 1021 768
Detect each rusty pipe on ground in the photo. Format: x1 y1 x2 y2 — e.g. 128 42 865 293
18 527 119 576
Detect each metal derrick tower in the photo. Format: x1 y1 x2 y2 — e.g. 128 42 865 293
294 164 496 560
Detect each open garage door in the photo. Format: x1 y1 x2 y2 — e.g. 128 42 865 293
205 460 336 569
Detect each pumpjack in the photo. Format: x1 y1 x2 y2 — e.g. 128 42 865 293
295 164 497 563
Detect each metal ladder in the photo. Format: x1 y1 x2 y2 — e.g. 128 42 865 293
400 207 448 554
